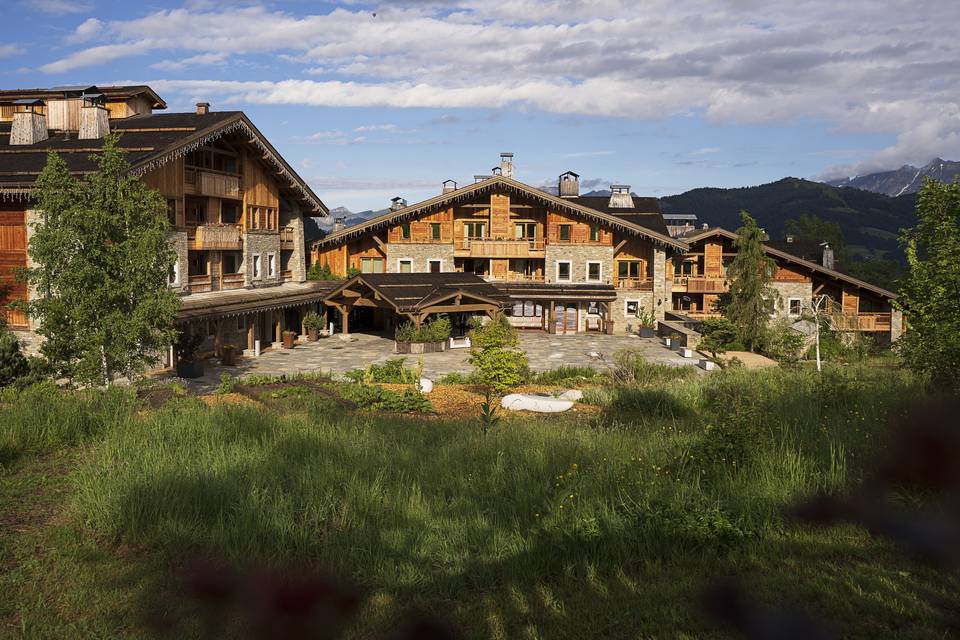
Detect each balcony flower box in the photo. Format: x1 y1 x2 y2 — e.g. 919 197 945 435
395 340 447 354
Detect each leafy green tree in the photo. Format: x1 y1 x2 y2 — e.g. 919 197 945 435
468 316 528 393
698 317 739 361
895 180 960 390
27 136 180 386
725 211 778 352
0 329 28 387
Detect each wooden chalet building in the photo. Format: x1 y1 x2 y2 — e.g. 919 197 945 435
311 155 687 335
671 226 903 341
0 84 331 360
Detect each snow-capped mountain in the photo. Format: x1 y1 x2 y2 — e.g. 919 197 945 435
826 158 960 197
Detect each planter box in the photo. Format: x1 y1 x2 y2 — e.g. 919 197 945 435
282 332 297 349
176 360 204 379
307 328 320 342
639 327 656 338
678 347 694 358
395 340 447 354
449 336 471 349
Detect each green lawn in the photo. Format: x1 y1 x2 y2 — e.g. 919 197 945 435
1 365 957 639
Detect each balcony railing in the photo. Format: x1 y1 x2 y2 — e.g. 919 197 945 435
674 276 728 293
504 273 545 282
279 226 297 246
281 269 293 281
184 167 242 199
192 224 242 250
831 312 892 332
221 273 245 290
188 274 212 293
616 278 654 290
454 236 545 257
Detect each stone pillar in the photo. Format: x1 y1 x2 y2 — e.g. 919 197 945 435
652 247 667 321
890 309 904 342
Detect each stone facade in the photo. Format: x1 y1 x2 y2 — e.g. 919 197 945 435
652 248 668 321
166 229 190 295
384 243 456 273
244 230 282 287
286 215 307 282
770 281 813 320
543 244 614 284
614 289 655 335
890 309 904 342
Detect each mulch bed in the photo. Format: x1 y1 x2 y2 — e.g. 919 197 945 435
380 383 600 419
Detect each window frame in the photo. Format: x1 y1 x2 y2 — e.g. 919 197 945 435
267 253 276 278
558 224 572 242
428 259 442 273
398 258 413 274
586 260 602 282
430 223 442 241
168 259 180 286
400 222 412 240
625 299 640 318
788 297 803 316
556 260 572 282
252 254 262 279
589 225 600 242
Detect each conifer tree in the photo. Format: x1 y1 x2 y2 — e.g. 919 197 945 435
27 135 180 386
725 211 777 352
895 180 960 390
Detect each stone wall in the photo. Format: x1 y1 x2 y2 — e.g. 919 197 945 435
167 229 190 295
543 244 614 283
244 231 282 287
384 243 455 273
280 199 307 282
771 281 813 320
890 309 904 342
613 289 655 335
652 248 668 320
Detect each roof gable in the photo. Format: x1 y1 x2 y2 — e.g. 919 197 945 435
314 175 686 251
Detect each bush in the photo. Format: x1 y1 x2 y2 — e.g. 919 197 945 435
306 263 342 281
345 357 418 384
698 317 740 360
609 349 696 386
468 317 528 393
0 330 28 388
395 316 452 343
339 383 432 413
761 319 806 364
303 311 327 331
531 366 602 385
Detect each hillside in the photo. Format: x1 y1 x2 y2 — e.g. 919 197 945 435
660 178 916 263
826 158 960 197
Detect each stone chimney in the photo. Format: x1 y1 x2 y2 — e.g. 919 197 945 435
10 100 48 146
499 152 514 178
491 166 502 176
474 174 490 183
442 179 457 194
78 93 110 140
390 196 407 211
332 217 347 233
608 184 633 208
558 171 580 198
821 243 835 270
196 102 210 115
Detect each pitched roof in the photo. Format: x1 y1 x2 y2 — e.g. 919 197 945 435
324 272 512 313
0 111 327 214
0 85 167 109
681 227 897 299
176 281 341 322
567 195 668 235
496 281 617 301
314 175 686 251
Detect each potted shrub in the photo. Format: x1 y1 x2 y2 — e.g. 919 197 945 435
175 330 205 379
635 307 657 338
394 316 452 354
282 330 297 349
220 344 238 366
303 311 326 342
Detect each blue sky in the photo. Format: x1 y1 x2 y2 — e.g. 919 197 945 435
1 0 957 211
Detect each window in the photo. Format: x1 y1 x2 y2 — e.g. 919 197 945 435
400 223 411 240
625 299 640 317
398 259 413 273
188 252 208 276
253 255 262 279
464 221 486 238
788 298 802 316
221 201 239 224
558 224 571 241
511 300 543 317
267 253 276 278
556 260 571 282
361 257 385 273
223 252 240 274
186 198 206 225
618 260 642 280
589 225 600 242
515 222 537 240
587 261 602 282
431 223 442 241
428 259 442 273
168 260 179 285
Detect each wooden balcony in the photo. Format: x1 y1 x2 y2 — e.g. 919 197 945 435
190 224 243 250
832 312 892 332
188 274 213 293
184 167 242 199
221 273 245 290
616 278 654 291
454 237 545 258
280 226 297 248
673 276 728 293
281 270 294 282
503 273 545 282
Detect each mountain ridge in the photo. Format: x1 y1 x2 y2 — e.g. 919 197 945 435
826 158 960 197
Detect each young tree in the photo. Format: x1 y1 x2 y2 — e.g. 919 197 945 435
27 136 180 386
468 315 528 393
895 180 960 390
724 211 778 352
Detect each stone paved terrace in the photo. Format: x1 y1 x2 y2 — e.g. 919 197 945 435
178 332 697 392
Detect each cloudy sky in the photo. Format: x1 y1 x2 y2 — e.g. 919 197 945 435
2 0 958 210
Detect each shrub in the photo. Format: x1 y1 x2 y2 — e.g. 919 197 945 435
609 349 696 386
394 316 452 343
339 383 432 413
306 263 342 281
345 358 417 384
698 317 740 361
303 311 327 331
531 366 602 385
216 374 236 395
762 319 806 364
468 317 528 393
0 330 28 388
437 371 477 385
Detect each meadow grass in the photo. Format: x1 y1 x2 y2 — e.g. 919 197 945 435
1 363 957 638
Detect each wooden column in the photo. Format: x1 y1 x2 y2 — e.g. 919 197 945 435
340 306 349 334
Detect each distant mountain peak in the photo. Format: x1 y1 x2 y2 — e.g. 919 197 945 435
826 158 960 197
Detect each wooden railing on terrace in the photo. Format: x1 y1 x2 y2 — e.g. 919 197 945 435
674 276 728 293
831 312 892 332
279 226 297 245
191 224 242 250
281 270 293 281
188 274 212 293
184 167 242 199
221 273 245 290
616 278 654 291
454 237 545 257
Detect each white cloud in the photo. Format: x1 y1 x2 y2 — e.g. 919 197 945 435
150 52 229 72
34 1 960 171
0 45 23 59
562 151 615 158
690 147 721 156
68 17 104 44
27 0 92 14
